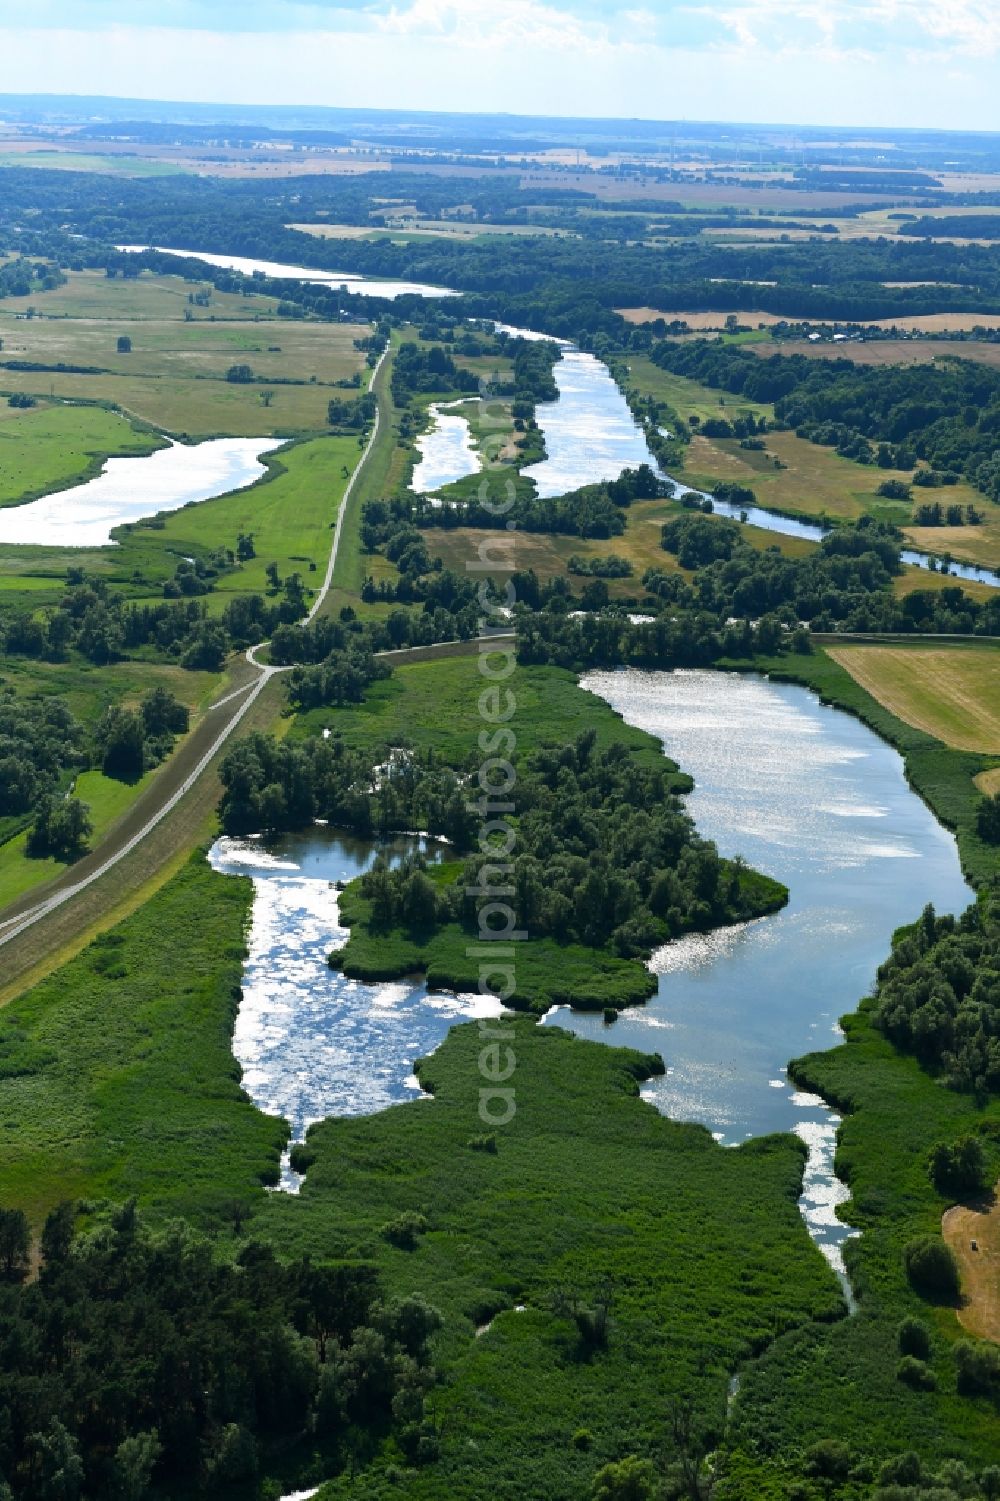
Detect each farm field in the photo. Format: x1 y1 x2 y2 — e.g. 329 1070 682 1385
752 337 1000 368
826 642 1000 753
619 305 1000 335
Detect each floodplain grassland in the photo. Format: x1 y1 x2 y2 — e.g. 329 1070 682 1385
115 432 363 606
0 401 161 508
259 1017 842 1501
0 298 369 436
290 656 675 769
826 641 1000 754
0 853 285 1225
626 353 1000 567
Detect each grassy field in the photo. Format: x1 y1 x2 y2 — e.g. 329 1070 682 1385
291 657 676 768
0 305 369 436
0 267 279 321
108 433 363 606
827 642 1000 753
0 401 161 507
0 853 285 1224
0 149 188 176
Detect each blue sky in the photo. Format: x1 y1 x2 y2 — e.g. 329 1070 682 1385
0 1 997 131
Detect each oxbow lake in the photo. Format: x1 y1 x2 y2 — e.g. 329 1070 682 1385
410 399 482 493
546 668 973 1281
0 435 283 549
211 670 972 1292
118 245 458 300
207 831 504 1192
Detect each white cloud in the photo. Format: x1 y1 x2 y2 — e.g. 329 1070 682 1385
374 0 621 55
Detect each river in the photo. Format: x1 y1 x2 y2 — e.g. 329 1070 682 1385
114 249 999 584
97 248 976 1286
118 245 458 301
0 435 283 548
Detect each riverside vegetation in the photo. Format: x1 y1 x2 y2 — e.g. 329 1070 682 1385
4 144 1000 1500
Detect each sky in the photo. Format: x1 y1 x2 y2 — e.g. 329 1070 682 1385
0 0 998 132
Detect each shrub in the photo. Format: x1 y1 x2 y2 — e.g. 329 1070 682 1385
467 1133 498 1154
896 1356 936 1390
804 1439 851 1480
955 1339 1000 1396
380 1211 429 1250
928 1136 989 1197
903 1235 961 1301
897 1316 931 1359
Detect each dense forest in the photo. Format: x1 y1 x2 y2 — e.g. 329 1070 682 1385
0 1201 441 1498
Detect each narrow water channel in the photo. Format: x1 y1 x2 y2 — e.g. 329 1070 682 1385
410 399 482 492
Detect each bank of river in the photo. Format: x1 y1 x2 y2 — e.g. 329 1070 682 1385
0 434 283 548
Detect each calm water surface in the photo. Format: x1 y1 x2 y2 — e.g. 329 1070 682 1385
0 435 283 548
544 668 973 1277
208 829 502 1190
410 400 482 492
119 244 458 300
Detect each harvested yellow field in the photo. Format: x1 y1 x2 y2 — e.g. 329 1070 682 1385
975 768 1000 796
944 1191 1000 1344
827 645 1000 752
